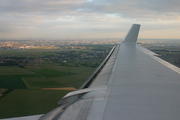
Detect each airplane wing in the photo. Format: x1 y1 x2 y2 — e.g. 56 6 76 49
2 24 180 120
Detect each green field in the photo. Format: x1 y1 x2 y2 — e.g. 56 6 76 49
0 66 33 75
0 78 27 89
51 66 96 88
0 89 70 118
0 65 95 118
0 74 40 79
0 74 40 89
0 66 95 89
23 77 67 89
31 69 71 78
0 47 99 119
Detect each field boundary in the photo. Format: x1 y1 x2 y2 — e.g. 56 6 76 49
41 87 77 90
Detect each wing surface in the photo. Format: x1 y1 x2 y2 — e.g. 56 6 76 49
2 24 180 120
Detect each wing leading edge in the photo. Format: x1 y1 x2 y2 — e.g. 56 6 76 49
2 24 180 120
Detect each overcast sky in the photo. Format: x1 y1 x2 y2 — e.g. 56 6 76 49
0 0 180 39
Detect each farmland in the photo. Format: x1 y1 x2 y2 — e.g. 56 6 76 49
30 69 71 78
0 90 70 118
0 45 110 118
0 65 95 119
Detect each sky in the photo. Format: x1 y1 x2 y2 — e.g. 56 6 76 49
0 0 180 39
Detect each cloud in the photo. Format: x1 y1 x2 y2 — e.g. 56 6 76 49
1 0 179 19
0 0 180 38
81 0 180 20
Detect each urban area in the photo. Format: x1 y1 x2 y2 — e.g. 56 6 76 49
0 38 180 68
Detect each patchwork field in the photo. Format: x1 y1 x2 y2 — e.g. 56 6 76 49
0 66 33 75
30 69 71 78
0 65 95 118
0 65 95 89
0 46 106 119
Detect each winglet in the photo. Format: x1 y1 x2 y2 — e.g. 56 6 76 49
123 24 140 43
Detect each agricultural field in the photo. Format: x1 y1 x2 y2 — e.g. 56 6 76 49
30 69 71 78
0 65 95 118
0 66 33 75
0 46 110 118
0 90 70 118
0 65 95 90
